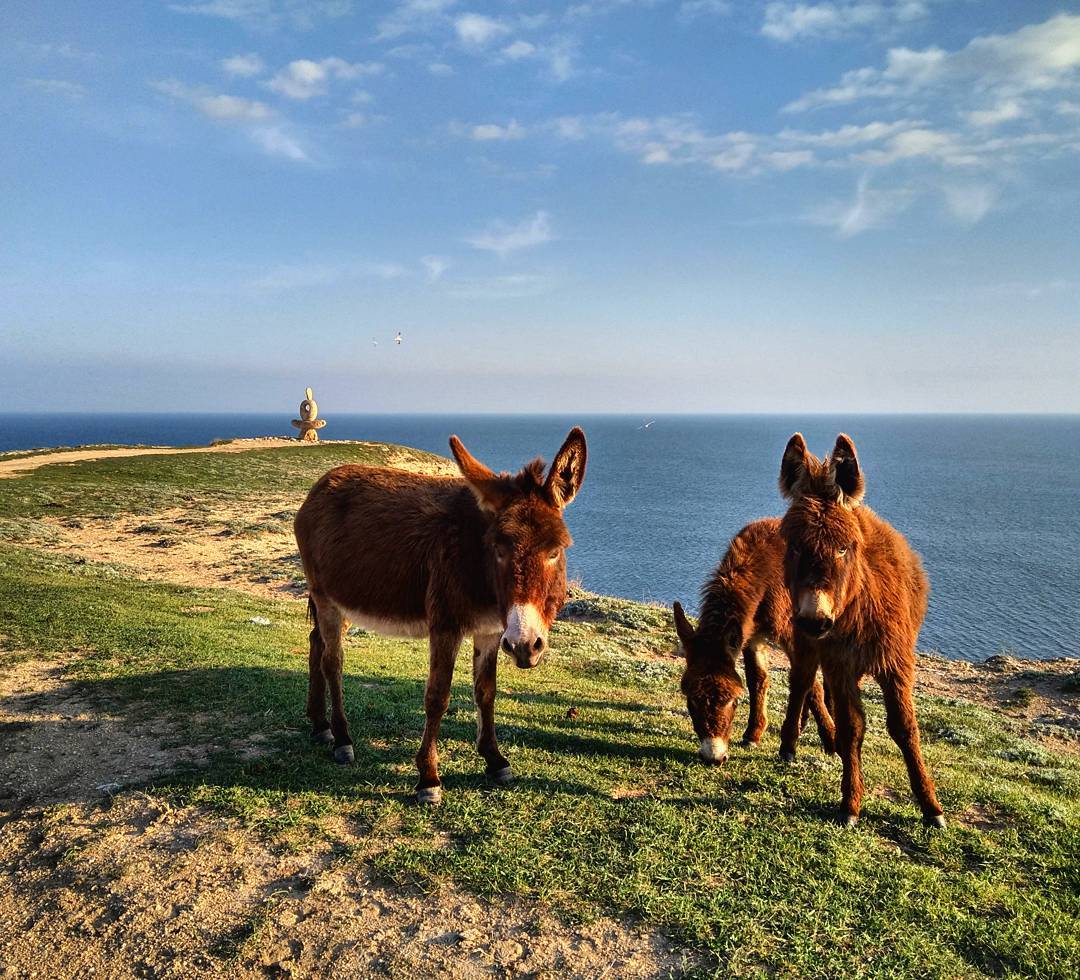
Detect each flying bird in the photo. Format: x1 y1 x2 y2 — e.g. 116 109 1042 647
638 419 655 430
395 331 403 345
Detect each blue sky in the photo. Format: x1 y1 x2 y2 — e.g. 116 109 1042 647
2 1 1079 412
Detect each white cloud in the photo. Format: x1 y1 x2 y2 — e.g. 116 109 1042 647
341 112 370 128
502 40 536 59
471 120 526 141
169 1 353 30
1057 99 1080 116
429 62 455 76
761 1 928 43
785 13 1080 111
23 78 87 99
455 13 508 47
421 255 450 280
266 57 382 100
153 80 273 121
466 211 554 257
678 0 731 24
964 99 1024 128
222 53 265 77
779 119 923 146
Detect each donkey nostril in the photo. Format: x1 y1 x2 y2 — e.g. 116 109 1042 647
532 637 545 652
501 636 513 654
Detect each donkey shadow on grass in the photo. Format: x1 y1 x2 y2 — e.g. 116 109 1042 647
0 661 708 813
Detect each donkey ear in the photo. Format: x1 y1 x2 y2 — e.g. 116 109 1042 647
449 436 510 512
829 433 864 507
673 601 696 653
779 432 810 500
544 427 587 508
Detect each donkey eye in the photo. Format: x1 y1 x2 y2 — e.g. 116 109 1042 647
837 548 848 558
547 550 560 562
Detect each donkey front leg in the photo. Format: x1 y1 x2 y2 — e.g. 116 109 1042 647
473 633 512 784
827 670 866 827
741 642 770 747
880 670 945 828
779 649 820 762
806 678 837 755
415 629 463 805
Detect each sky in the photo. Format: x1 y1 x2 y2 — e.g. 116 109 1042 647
2 1 1079 413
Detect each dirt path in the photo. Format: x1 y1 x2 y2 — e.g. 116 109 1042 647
0 438 459 480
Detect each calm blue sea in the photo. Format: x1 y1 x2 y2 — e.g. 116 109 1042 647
3 414 1078 663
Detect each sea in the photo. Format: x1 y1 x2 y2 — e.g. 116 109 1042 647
2 413 1078 663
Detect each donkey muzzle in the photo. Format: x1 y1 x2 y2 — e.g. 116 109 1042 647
501 604 548 669
794 615 835 639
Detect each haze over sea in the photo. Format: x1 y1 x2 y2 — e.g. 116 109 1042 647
3 414 1077 663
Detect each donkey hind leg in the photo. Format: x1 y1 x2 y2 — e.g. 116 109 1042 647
415 629 463 805
806 677 837 755
741 641 770 747
474 632 512 784
313 600 354 765
880 671 945 828
306 610 333 746
779 651 820 762
827 669 866 827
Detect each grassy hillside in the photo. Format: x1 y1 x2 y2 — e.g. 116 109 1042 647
0 444 1077 979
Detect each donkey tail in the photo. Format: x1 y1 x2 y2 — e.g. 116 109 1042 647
307 596 318 625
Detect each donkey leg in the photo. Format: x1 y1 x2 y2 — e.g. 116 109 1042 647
306 621 332 745
806 678 837 755
828 671 866 827
415 630 462 804
880 672 945 828
741 642 770 747
779 651 819 762
315 602 354 764
473 633 512 783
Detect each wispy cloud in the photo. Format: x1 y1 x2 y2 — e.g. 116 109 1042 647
761 1 929 43
678 0 731 24
222 52 265 77
455 13 509 48
465 211 554 257
421 255 450 280
168 0 353 30
153 80 273 121
375 0 456 42
470 120 526 141
248 259 406 291
806 173 917 237
266 57 383 99
23 78 87 100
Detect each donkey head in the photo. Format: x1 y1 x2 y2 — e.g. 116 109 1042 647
778 432 865 640
674 601 745 765
449 428 587 669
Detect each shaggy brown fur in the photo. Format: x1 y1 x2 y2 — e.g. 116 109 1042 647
778 432 944 828
294 429 587 803
674 519 835 766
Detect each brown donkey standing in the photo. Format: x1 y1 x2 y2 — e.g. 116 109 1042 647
294 428 587 804
674 518 835 765
778 432 945 828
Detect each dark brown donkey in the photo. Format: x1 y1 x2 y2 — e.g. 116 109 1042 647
778 433 945 828
294 429 587 804
673 518 835 765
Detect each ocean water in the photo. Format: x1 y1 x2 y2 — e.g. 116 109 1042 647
3 413 1078 662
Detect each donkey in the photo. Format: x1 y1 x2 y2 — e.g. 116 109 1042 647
294 428 587 804
778 432 945 828
673 518 835 766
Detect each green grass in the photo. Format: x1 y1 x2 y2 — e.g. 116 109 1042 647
0 450 1078 979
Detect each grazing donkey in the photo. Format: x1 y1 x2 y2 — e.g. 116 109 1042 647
294 428 587 804
778 433 945 828
674 518 835 766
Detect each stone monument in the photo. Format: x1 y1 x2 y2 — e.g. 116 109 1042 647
291 387 327 442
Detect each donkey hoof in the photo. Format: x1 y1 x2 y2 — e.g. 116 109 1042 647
779 749 796 764
333 744 355 765
924 813 947 830
840 813 859 829
489 765 514 786
311 728 334 746
416 785 443 806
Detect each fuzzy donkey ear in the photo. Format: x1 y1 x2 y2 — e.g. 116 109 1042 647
544 427 587 509
779 432 810 500
449 435 513 512
673 601 697 654
828 433 865 508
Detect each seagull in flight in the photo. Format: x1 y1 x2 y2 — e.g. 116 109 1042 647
395 331 403 346
638 419 656 430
